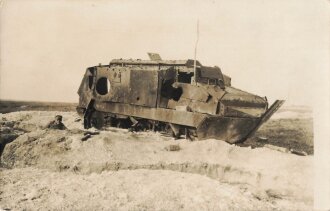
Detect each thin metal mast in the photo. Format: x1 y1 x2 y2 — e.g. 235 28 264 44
193 19 199 85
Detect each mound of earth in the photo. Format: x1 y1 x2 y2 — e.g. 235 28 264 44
0 111 313 210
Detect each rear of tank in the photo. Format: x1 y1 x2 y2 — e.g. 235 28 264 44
76 67 96 116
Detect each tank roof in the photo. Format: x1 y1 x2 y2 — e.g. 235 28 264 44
110 59 202 67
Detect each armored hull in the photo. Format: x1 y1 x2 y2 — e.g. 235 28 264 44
77 54 284 143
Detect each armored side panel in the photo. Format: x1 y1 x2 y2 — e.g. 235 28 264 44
94 101 207 127
128 68 158 107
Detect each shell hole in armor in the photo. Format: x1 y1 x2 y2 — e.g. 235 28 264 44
161 79 182 101
96 77 111 95
178 72 193 83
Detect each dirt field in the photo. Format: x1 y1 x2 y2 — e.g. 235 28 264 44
0 100 77 114
244 106 313 155
0 102 313 210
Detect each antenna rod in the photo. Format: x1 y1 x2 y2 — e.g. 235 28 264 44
193 19 199 85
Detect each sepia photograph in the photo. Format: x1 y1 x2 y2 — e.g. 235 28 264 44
0 0 329 210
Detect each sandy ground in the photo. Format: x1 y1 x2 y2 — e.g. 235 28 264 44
0 109 313 210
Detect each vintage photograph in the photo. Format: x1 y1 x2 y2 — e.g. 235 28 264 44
0 0 329 210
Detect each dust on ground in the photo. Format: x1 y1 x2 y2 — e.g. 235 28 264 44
0 106 313 210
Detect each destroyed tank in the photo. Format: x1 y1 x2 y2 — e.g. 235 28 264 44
77 53 284 143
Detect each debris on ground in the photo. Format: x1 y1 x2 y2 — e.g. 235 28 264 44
264 144 308 156
81 131 100 141
74 118 81 122
290 149 308 156
84 131 100 136
257 136 268 142
165 144 180 151
264 144 290 153
81 134 91 141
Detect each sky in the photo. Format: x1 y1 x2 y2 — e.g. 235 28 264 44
0 0 329 106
